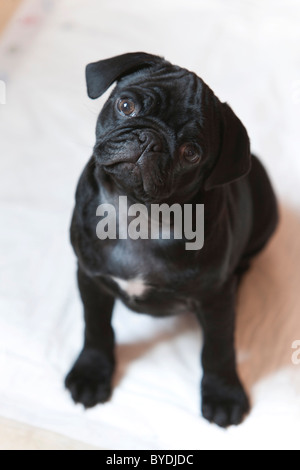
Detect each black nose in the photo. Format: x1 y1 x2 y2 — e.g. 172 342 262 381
138 130 163 154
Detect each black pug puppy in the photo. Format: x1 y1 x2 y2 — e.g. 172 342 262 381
65 52 278 428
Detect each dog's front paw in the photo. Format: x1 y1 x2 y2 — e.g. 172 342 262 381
201 373 250 428
65 349 114 408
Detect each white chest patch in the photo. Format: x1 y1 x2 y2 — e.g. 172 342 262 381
112 277 148 298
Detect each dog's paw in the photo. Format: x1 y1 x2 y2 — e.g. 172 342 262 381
201 373 250 428
65 349 114 408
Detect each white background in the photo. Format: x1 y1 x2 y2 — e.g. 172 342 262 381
0 0 300 450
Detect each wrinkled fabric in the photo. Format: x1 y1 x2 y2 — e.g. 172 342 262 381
0 0 300 450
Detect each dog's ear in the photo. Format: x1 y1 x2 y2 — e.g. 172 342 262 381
205 103 251 190
86 52 165 99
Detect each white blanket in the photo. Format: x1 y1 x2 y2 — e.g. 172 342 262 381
0 0 300 450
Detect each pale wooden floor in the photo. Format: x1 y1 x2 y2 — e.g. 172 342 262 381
0 417 99 450
237 205 300 389
0 0 23 35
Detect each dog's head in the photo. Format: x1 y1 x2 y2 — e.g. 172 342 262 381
86 52 251 203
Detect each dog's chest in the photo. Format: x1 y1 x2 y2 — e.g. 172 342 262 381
110 276 149 298
98 236 194 308
103 239 165 296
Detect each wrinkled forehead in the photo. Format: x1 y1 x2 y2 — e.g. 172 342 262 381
115 64 204 107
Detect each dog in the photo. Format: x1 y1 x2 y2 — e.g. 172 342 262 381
65 52 278 428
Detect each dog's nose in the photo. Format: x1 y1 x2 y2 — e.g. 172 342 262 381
138 130 163 154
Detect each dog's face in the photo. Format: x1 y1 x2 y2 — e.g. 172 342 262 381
86 53 251 203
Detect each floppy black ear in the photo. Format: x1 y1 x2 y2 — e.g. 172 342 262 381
86 52 165 99
205 103 251 190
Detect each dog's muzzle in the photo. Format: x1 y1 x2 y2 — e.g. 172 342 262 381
95 128 173 200
101 129 164 168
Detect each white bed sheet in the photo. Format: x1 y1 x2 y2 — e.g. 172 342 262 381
0 0 300 450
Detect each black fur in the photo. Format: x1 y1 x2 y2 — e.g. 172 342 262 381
65 53 278 427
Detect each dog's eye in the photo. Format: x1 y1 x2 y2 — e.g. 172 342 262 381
180 143 202 165
117 98 137 117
